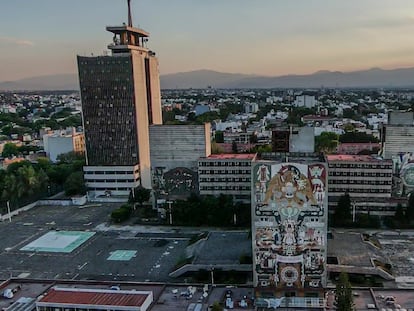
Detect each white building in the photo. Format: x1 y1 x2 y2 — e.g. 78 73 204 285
84 165 140 200
244 102 259 113
293 95 317 108
43 128 85 162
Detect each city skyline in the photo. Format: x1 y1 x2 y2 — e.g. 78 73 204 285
2 0 414 81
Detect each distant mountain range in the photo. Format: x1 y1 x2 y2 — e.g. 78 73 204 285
0 74 79 92
2 67 414 91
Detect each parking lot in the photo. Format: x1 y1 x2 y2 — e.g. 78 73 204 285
0 204 189 282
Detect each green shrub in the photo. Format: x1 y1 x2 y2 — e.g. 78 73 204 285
111 204 132 223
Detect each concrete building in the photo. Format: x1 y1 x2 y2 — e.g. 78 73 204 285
336 142 380 155
43 128 85 162
252 153 327 305
272 127 315 153
327 155 393 212
381 111 414 160
293 95 317 108
36 286 153 311
83 165 140 199
194 104 210 116
149 124 211 197
244 102 259 113
388 111 414 125
223 132 251 144
198 154 256 202
78 2 162 198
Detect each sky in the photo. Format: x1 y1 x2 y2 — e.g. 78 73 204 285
1 0 414 81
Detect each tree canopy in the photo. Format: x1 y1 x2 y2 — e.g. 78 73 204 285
332 193 352 227
335 272 354 311
2 142 19 158
129 186 151 207
64 171 87 196
315 132 339 153
171 194 250 227
339 132 379 143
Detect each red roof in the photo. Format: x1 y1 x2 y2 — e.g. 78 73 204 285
39 288 148 307
326 154 390 162
206 153 256 160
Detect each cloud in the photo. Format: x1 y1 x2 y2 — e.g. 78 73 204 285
0 37 34 46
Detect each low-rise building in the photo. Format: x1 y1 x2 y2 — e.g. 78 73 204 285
272 127 315 153
336 142 380 155
83 165 140 200
149 124 211 197
36 286 153 311
198 153 257 202
327 155 393 211
293 95 317 108
43 127 85 162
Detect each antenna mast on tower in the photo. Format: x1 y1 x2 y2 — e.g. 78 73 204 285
127 0 133 27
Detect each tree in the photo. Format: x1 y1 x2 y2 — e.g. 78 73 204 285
2 143 19 158
57 151 85 165
211 142 224 154
342 108 357 119
335 272 354 311
2 174 17 203
395 203 406 224
16 165 39 198
64 171 86 196
211 302 223 311
333 193 352 227
407 192 414 222
339 132 379 143
111 204 132 223
129 186 151 207
215 131 224 143
315 132 339 153
232 140 238 153
249 133 258 144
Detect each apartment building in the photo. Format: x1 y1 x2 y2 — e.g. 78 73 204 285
198 154 257 202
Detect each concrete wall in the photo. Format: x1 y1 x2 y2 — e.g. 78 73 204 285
389 111 414 125
44 135 74 162
84 165 140 198
383 126 414 159
149 56 162 125
252 161 328 294
149 124 211 171
132 50 152 188
290 127 315 153
0 195 86 222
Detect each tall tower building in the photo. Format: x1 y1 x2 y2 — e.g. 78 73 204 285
78 0 162 198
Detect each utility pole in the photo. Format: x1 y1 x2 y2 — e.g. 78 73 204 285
210 266 215 287
7 201 11 222
167 200 173 225
352 202 356 223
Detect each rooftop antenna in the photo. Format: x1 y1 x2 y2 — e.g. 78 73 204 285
127 0 133 27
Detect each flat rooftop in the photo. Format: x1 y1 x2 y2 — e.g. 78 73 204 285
260 152 326 163
327 154 391 162
205 154 256 160
38 287 150 307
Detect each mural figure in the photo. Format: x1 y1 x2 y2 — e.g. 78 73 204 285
253 163 327 290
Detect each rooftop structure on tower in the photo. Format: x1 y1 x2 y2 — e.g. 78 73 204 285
78 0 162 199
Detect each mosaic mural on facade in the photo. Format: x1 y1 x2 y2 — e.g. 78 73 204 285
252 162 327 290
152 167 198 196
